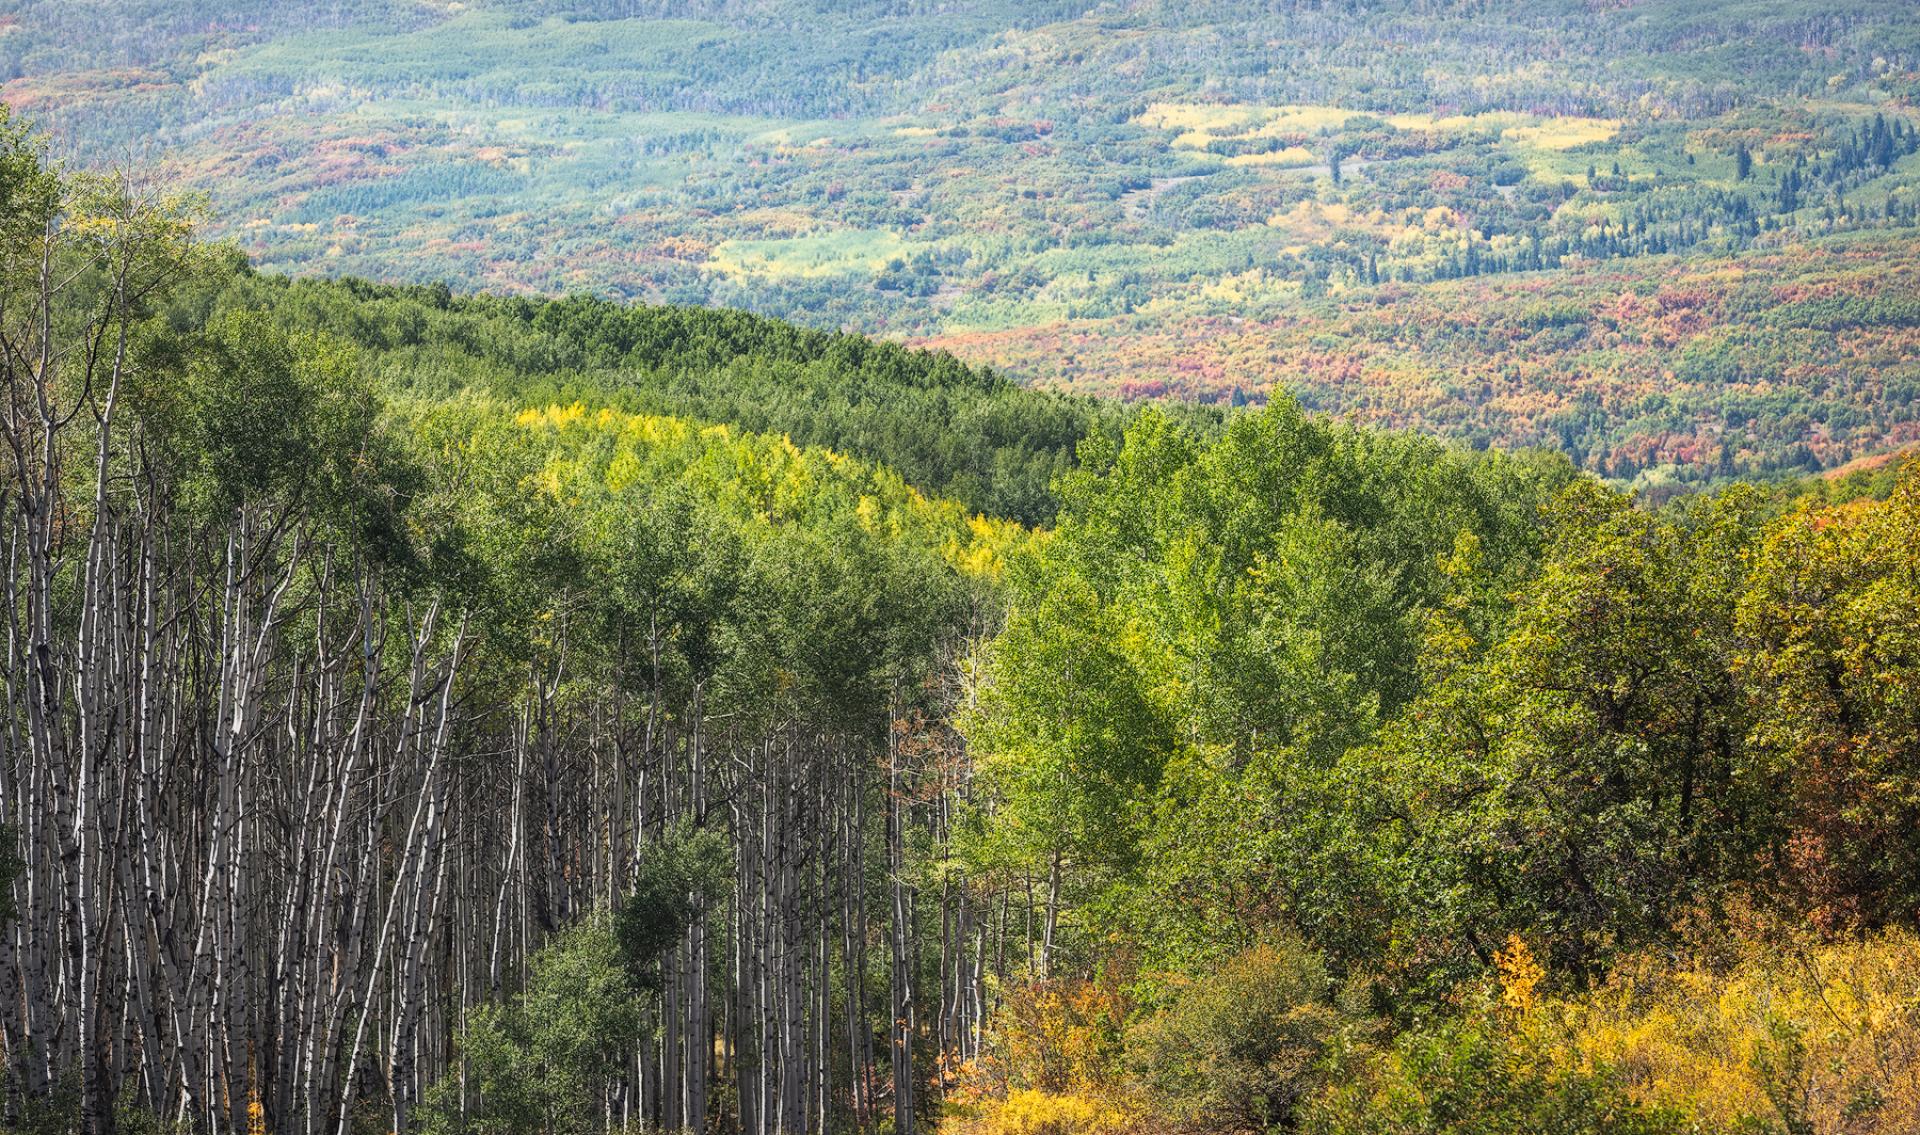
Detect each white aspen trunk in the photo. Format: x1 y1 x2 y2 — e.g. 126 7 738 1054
888 699 914 1135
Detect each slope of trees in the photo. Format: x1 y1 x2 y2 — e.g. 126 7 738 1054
0 121 1013 1135
952 400 1920 1135
172 262 1156 528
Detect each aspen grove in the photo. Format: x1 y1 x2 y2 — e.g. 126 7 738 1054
0 120 1022 1135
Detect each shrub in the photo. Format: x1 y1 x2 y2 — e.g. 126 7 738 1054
613 821 731 991
941 978 1132 1135
420 919 644 1135
1553 920 1920 1135
1304 1018 1687 1135
1126 936 1342 1131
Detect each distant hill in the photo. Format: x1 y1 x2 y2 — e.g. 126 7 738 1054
9 0 1920 490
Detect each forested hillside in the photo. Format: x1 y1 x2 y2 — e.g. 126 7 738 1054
0 121 1023 1135
8 0 1920 490
183 261 1155 526
6 108 1920 1135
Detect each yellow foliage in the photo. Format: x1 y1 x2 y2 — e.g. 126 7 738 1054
1134 103 1615 155
509 401 1027 581
1225 146 1317 168
707 229 912 280
1546 924 1920 1134
1503 116 1621 150
1133 102 1359 150
942 980 1135 1135
1382 110 1524 132
516 401 589 429
945 514 1023 581
972 1088 1132 1135
1134 101 1277 135
1493 935 1543 1013
605 448 642 494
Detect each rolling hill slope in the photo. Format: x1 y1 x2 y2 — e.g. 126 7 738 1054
8 0 1920 490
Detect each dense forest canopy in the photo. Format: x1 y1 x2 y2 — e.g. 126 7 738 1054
7 0 1920 492
178 260 1168 526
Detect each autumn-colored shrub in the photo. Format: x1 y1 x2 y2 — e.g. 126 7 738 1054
1303 1017 1686 1135
957 1088 1134 1135
1549 921 1920 1135
1737 468 1920 928
941 978 1134 1135
1295 917 1920 1135
1126 936 1342 1132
